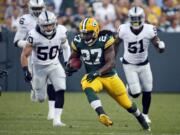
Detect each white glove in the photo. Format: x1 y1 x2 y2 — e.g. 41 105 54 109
158 41 165 49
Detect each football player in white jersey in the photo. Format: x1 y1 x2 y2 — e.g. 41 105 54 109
21 11 71 126
117 6 165 124
13 0 58 121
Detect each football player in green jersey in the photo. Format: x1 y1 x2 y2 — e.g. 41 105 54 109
66 17 150 131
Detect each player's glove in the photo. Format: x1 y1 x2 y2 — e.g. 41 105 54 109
86 71 101 82
23 66 32 83
65 63 77 76
158 41 165 53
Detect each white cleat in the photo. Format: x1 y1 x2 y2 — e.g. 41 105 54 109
142 114 151 124
30 89 37 102
53 121 66 127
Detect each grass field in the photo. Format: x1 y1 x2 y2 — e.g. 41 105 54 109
0 92 180 135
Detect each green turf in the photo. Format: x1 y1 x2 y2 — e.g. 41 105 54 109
0 92 180 135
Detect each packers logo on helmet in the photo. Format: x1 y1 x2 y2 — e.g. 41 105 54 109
79 18 100 44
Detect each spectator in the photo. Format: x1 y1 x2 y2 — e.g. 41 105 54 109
60 0 76 15
162 0 180 22
53 0 63 14
11 7 21 32
5 0 21 19
159 14 171 32
19 0 29 14
95 0 117 31
147 0 162 18
73 1 89 31
115 0 130 23
166 19 180 32
58 7 76 32
0 0 6 24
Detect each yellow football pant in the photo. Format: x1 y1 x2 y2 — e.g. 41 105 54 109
81 74 132 109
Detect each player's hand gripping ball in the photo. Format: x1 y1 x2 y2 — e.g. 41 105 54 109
65 58 81 76
69 58 82 70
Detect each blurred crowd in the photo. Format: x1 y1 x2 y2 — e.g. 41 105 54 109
0 0 180 33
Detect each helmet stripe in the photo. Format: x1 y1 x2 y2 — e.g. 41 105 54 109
134 6 137 13
45 11 49 22
82 18 89 30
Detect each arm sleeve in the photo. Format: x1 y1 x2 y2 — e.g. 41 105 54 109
149 25 157 39
117 25 124 39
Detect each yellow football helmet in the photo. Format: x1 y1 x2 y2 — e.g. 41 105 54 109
79 17 100 44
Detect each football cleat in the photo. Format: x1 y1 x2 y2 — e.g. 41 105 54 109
142 114 152 124
30 89 37 102
99 114 113 127
53 121 66 127
137 114 151 131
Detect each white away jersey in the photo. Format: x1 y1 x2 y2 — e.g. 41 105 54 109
27 25 67 65
118 23 157 64
14 14 37 42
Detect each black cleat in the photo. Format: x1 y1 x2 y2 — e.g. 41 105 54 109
136 114 151 131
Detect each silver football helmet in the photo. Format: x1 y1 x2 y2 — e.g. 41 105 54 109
128 6 145 30
29 0 45 17
38 10 57 36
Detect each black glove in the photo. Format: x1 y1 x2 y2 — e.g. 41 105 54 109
159 48 165 53
65 63 77 76
86 71 101 82
23 66 32 83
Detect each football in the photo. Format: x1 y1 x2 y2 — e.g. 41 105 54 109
69 57 82 69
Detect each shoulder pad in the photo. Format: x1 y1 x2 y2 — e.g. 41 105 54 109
73 34 82 44
57 25 67 33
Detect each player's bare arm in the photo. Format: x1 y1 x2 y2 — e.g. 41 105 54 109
99 45 115 75
151 36 165 53
114 37 122 57
21 43 33 68
20 43 33 82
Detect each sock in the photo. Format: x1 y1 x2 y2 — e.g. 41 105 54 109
90 100 105 115
55 90 64 108
48 100 55 115
142 92 151 114
84 88 99 103
47 84 56 117
47 84 55 100
84 88 106 116
54 108 63 122
127 102 141 117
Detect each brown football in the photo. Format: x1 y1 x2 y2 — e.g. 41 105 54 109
69 58 82 69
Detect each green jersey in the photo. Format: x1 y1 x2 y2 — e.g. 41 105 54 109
71 33 117 76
